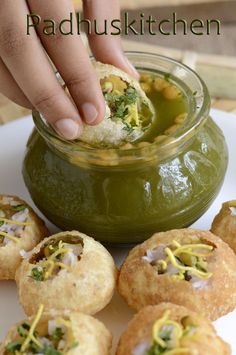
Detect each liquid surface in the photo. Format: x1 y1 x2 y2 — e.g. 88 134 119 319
23 70 228 244
139 72 189 143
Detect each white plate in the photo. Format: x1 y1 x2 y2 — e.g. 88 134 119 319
0 109 236 354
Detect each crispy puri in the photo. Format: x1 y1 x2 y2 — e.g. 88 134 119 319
118 229 236 321
15 231 117 316
79 62 155 147
0 194 49 280
116 303 230 355
0 307 112 355
211 200 236 253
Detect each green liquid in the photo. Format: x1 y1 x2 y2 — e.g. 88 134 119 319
23 73 228 244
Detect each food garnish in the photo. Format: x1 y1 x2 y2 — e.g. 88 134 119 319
143 240 214 283
30 239 83 281
0 200 32 245
5 304 78 354
79 65 155 147
146 310 197 355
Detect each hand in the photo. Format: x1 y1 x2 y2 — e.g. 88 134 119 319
0 0 139 139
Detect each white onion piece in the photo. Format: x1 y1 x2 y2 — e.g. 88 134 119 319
19 249 33 259
142 244 166 263
11 208 29 223
64 244 83 256
230 207 236 216
166 263 179 276
191 275 208 289
132 340 151 355
62 251 78 267
0 209 29 244
58 339 66 350
40 337 52 347
48 319 57 335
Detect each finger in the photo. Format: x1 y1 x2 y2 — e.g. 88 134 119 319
27 0 105 126
0 0 82 140
83 0 139 79
0 57 32 108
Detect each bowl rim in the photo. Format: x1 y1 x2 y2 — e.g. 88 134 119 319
33 51 211 165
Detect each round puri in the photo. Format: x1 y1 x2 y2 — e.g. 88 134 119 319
118 229 236 320
211 201 236 253
16 231 117 316
79 62 155 147
116 303 230 355
0 195 49 280
0 310 112 355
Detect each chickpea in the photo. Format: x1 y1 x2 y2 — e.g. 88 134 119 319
153 78 170 92
164 124 180 135
162 85 182 100
140 82 152 94
175 112 188 124
120 143 134 150
154 135 167 143
140 74 153 84
137 141 150 148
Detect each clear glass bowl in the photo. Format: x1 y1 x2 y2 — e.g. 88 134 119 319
23 52 228 244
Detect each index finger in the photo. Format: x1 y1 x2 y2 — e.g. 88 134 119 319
83 0 139 79
0 0 82 140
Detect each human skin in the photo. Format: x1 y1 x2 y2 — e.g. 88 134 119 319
0 0 138 139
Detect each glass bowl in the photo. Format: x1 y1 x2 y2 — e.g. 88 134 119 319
22 52 228 244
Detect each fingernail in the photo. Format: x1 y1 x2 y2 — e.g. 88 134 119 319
123 57 140 79
54 118 80 140
81 102 98 124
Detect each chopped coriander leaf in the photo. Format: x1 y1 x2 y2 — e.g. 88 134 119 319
125 87 138 104
164 73 171 82
17 322 30 337
51 327 64 341
123 124 134 133
0 221 4 227
105 86 139 125
5 341 22 353
42 345 62 355
146 342 166 355
158 326 172 342
13 204 27 212
31 267 44 281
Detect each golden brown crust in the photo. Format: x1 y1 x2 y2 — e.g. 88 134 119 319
16 231 117 316
0 195 49 280
116 303 230 355
118 229 236 321
0 310 112 355
211 201 236 253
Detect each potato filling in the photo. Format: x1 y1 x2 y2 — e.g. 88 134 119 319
4 305 78 355
143 240 215 285
145 310 198 355
30 237 83 281
0 197 32 245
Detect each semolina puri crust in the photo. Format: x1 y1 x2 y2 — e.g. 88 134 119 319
79 62 155 147
0 310 112 355
118 229 236 321
116 303 230 355
211 201 236 254
15 231 117 316
0 195 49 280
94 62 153 110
